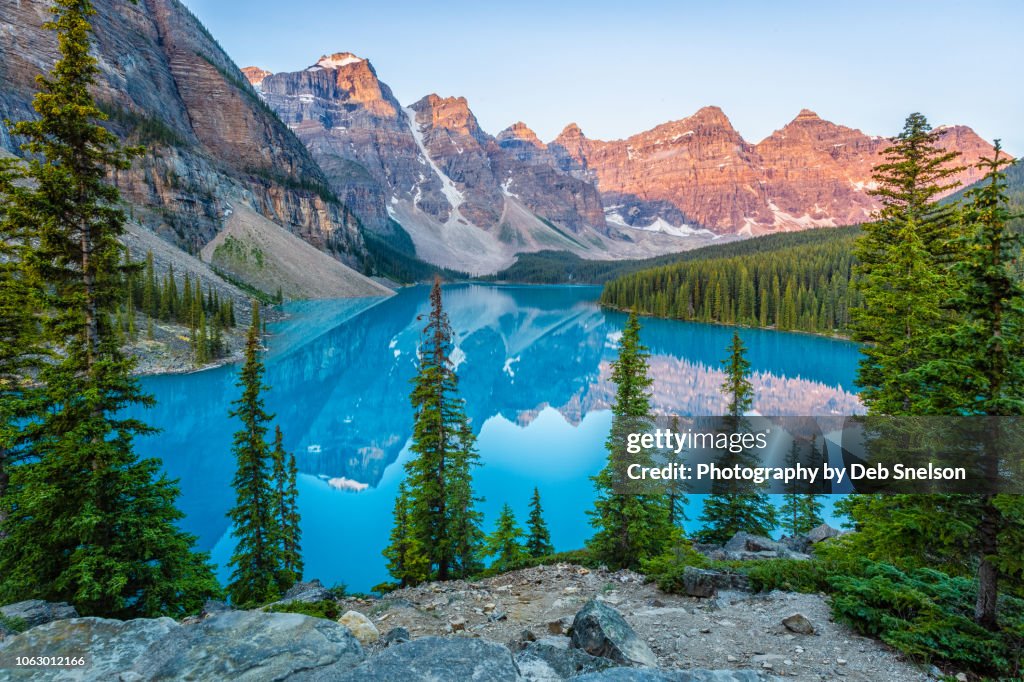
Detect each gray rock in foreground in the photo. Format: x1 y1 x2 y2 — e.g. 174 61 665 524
574 669 779 681
570 599 658 667
0 617 178 681
516 635 616 679
329 636 521 681
0 600 79 629
130 610 363 680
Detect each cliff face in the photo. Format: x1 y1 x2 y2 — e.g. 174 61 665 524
552 108 1003 235
0 0 363 262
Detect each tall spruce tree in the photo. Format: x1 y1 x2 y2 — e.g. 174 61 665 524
696 332 776 544
588 313 673 569
226 304 284 605
525 487 554 558
270 426 303 590
852 113 963 413
385 278 483 584
845 143 1024 630
0 0 219 617
483 504 527 573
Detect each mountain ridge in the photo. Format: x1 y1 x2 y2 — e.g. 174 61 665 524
245 52 1005 270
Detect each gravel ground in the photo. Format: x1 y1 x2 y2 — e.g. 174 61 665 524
338 564 936 681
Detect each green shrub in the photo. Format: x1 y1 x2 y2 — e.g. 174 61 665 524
265 600 340 621
641 543 710 594
829 562 1024 677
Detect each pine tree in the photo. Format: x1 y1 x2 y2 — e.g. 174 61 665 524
780 440 824 536
696 332 777 544
0 0 219 618
588 313 673 569
853 113 962 413
525 487 554 558
847 144 1024 630
665 415 690 527
483 504 526 572
226 304 284 606
387 278 483 584
270 426 302 590
382 482 429 587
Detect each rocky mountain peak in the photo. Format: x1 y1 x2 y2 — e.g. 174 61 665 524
241 66 272 88
794 108 821 121
410 94 480 138
497 121 544 148
554 122 586 143
686 105 735 131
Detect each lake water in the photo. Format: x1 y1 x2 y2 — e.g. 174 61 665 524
133 284 863 592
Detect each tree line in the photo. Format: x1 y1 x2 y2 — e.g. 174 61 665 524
600 236 862 335
112 251 238 365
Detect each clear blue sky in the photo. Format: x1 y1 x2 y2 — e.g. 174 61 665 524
180 0 1023 152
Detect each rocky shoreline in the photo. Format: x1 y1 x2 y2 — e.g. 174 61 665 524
0 560 935 681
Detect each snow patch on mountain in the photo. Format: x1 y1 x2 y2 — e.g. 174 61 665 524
605 210 715 239
404 107 465 221
315 53 365 70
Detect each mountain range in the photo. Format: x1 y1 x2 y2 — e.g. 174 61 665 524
0 0 1008 285
246 52 1002 274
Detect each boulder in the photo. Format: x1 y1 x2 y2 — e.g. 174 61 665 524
781 613 815 635
279 578 335 604
331 636 521 681
681 567 750 597
130 610 363 680
573 669 778 681
0 600 79 629
515 636 616 679
0 617 178 681
570 599 658 667
779 534 812 554
338 610 379 644
805 523 840 544
682 567 719 598
724 532 787 554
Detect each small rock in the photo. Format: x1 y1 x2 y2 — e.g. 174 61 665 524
727 654 739 663
279 578 334 604
782 613 815 635
837 658 848 665
547 617 570 635
449 617 467 633
338 610 379 644
650 598 666 608
806 523 840 544
570 599 658 667
682 567 720 598
483 602 496 613
381 626 410 646
955 675 968 682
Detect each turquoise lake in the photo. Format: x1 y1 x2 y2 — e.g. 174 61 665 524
133 284 864 592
